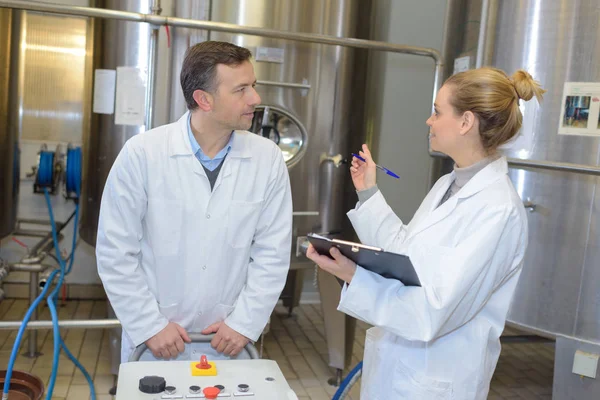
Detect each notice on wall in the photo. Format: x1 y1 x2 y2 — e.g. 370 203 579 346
453 56 471 74
255 46 285 63
92 69 116 114
115 67 147 126
558 82 600 137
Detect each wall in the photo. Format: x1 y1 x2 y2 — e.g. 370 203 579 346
364 0 448 223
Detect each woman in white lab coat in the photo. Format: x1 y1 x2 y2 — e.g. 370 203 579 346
307 67 545 399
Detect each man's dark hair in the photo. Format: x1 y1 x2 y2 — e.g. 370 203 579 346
180 41 252 110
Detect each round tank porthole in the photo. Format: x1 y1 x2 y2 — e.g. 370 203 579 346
249 105 308 169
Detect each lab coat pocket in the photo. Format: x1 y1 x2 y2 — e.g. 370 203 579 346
393 358 454 399
227 200 263 248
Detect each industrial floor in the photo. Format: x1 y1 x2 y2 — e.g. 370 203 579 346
0 299 555 399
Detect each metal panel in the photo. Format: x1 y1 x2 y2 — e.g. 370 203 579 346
507 168 594 336
19 13 88 143
576 181 600 341
0 8 19 239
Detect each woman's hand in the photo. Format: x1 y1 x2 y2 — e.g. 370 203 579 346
306 244 357 284
351 144 377 191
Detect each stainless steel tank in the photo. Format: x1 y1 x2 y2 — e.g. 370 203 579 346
0 7 19 240
494 0 600 345
444 0 600 346
440 1 600 397
79 0 153 246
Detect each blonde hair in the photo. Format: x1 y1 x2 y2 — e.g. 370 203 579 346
445 67 546 152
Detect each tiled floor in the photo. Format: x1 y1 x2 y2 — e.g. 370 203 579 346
0 299 555 399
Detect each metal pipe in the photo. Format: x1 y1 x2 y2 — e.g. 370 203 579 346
475 0 490 68
292 211 319 217
10 263 54 273
430 151 600 177
145 0 161 130
506 157 600 176
24 271 39 357
256 80 311 90
11 229 52 237
0 1 441 62
0 319 122 330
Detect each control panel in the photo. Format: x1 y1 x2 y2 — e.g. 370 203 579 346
116 358 298 400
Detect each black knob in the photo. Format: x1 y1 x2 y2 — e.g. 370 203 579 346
238 384 249 392
189 385 201 394
165 386 177 394
214 385 225 392
138 376 166 394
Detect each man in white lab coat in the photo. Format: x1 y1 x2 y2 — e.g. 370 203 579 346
96 41 293 363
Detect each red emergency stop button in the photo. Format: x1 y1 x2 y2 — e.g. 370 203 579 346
203 386 221 399
196 355 211 369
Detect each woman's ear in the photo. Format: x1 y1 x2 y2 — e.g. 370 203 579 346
459 111 476 135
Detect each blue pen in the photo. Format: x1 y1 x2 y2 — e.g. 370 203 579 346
351 153 400 179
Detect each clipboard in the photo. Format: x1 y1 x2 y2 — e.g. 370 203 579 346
307 233 421 287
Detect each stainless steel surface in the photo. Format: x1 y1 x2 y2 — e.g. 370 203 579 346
128 333 260 362
475 0 497 68
553 336 600 399
256 80 311 90
440 0 600 346
0 318 121 330
145 0 161 129
0 7 19 239
80 0 153 245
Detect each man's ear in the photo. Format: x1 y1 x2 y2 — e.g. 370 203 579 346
193 89 213 112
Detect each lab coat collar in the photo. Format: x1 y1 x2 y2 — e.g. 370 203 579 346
169 111 253 159
409 156 509 238
454 156 508 200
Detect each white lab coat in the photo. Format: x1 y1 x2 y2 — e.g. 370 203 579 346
96 112 292 363
339 156 527 399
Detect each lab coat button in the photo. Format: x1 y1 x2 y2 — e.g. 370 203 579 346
206 213 211 219
202 265 207 270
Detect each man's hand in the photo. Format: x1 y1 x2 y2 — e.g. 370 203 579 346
201 322 250 357
145 322 191 359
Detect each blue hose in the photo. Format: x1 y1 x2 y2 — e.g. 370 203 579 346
332 361 363 400
65 147 81 198
3 146 94 399
43 188 95 400
2 269 60 397
37 151 54 187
